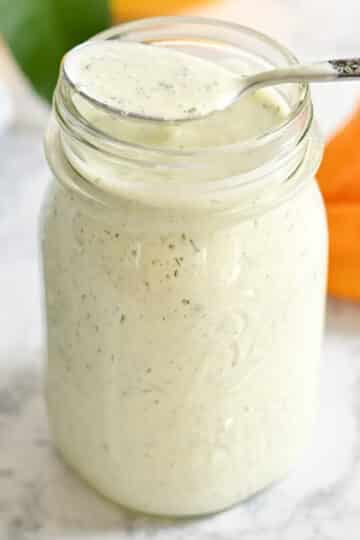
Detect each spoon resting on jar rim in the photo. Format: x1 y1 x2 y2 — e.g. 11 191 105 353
63 40 360 122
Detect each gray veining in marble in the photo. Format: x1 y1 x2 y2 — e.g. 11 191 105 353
1 2 360 538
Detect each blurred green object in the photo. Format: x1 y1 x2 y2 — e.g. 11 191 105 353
0 0 111 102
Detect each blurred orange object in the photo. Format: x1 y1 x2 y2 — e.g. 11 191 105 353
317 105 360 300
111 0 217 21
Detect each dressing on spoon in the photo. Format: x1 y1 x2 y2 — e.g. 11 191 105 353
63 40 241 121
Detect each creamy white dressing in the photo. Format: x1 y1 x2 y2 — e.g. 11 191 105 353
64 41 241 120
43 34 327 516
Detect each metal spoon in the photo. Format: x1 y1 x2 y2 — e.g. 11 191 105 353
64 45 360 123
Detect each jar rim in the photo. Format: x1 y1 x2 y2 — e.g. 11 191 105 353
55 16 311 160
47 16 323 213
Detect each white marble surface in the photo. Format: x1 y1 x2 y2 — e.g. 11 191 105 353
1 3 360 538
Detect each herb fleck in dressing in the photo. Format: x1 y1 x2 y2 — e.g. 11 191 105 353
43 33 327 516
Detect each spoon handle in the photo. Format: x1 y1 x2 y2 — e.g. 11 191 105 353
328 58 360 79
246 58 360 90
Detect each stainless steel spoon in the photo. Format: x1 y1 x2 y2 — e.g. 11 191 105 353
64 46 360 123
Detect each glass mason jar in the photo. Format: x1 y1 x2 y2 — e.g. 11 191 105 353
41 17 328 516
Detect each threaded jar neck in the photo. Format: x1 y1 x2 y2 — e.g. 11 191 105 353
46 17 322 213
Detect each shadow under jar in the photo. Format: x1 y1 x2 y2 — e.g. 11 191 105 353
41 17 328 517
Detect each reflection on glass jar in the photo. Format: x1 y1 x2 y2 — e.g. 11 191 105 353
41 17 328 516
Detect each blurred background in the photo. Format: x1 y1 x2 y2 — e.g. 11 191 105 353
1 1 360 538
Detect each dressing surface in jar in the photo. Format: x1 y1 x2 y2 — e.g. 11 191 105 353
42 17 328 517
